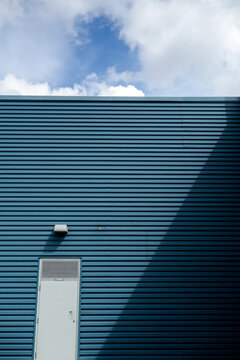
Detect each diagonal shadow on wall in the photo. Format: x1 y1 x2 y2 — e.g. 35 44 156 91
95 102 240 360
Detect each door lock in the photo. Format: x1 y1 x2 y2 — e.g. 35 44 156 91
68 310 75 320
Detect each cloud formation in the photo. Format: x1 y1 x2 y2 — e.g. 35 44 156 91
0 73 144 96
115 0 240 95
1 0 240 95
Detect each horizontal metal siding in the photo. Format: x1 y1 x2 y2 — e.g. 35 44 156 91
0 97 239 359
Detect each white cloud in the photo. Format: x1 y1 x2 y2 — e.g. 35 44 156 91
0 0 75 83
37 0 240 95
99 84 144 96
106 67 136 84
0 0 23 29
0 73 144 96
112 0 240 95
82 73 144 96
0 74 51 95
1 0 240 95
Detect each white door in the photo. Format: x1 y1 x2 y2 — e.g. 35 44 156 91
34 259 80 360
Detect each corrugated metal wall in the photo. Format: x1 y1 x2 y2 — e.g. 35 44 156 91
0 97 239 360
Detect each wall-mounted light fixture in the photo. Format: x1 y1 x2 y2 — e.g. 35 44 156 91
54 224 68 234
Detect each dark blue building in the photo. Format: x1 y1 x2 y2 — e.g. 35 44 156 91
0 96 239 359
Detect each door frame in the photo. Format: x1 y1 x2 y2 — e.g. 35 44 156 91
33 257 81 360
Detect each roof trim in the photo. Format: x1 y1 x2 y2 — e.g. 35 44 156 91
0 96 239 102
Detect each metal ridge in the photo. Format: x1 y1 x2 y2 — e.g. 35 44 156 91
0 95 240 101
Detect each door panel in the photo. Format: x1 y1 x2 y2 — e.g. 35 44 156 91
34 259 80 360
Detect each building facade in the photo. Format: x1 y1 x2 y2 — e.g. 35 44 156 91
0 96 239 359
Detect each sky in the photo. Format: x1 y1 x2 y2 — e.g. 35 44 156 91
0 0 240 96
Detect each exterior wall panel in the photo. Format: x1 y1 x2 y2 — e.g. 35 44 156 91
0 97 239 359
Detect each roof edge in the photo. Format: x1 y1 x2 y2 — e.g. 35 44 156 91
0 96 240 102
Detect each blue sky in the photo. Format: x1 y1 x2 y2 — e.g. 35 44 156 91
64 16 141 87
0 0 240 96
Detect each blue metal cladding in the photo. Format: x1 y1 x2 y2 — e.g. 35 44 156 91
0 96 239 359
